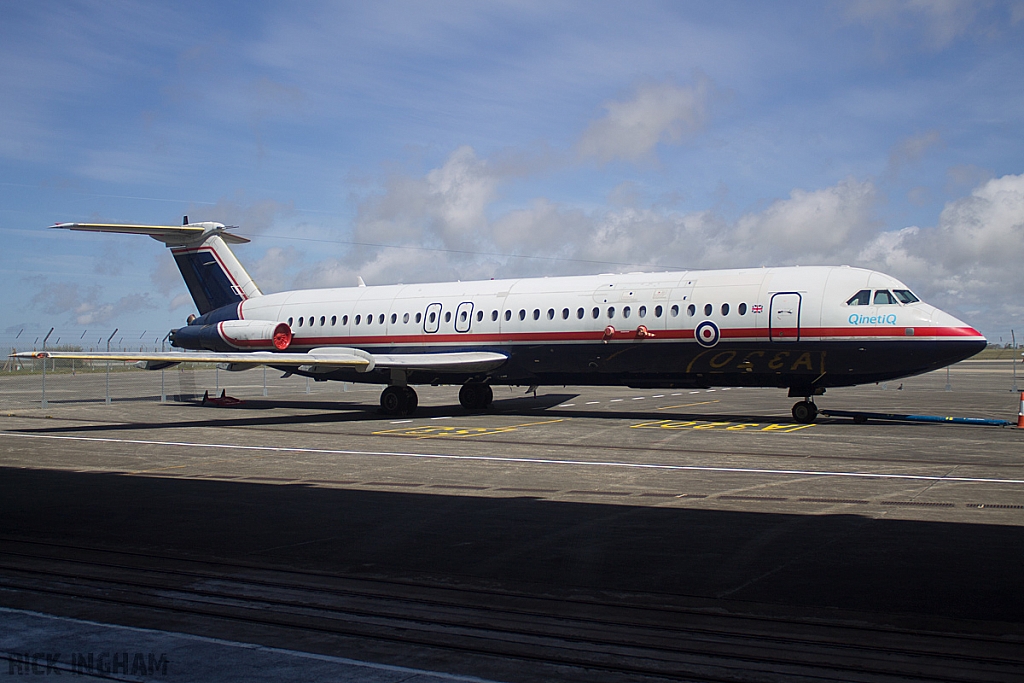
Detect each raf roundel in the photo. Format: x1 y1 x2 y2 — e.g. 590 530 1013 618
694 320 720 348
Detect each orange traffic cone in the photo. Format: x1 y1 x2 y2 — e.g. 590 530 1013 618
1018 391 1024 429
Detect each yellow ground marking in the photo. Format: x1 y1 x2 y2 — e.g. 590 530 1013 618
656 400 720 410
631 419 815 433
374 418 565 439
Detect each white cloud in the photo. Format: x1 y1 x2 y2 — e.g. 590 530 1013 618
577 79 711 164
857 173 1024 328
30 283 155 326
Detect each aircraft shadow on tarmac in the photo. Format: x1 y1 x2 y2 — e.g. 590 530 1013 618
0 465 1022 631
9 392 945 435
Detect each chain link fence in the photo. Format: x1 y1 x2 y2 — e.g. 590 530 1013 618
1 326 373 409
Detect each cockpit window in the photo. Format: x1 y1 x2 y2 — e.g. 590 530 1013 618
846 290 870 306
873 290 897 305
892 289 919 304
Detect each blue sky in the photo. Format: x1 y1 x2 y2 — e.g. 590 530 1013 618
2 0 1024 349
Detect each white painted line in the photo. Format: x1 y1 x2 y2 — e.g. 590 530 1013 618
610 398 623 402
671 393 682 396
585 401 600 405
559 403 575 407
431 416 452 420
689 391 700 394
5 432 1024 486
653 395 664 398
390 419 413 424
632 397 645 400
706 389 716 392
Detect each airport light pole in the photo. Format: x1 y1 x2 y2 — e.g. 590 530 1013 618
41 327 53 408
105 328 117 405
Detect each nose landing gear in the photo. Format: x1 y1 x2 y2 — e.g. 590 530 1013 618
791 399 818 424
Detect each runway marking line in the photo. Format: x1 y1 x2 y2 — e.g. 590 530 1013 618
372 418 564 439
4 431 1024 486
656 400 719 410
632 419 814 433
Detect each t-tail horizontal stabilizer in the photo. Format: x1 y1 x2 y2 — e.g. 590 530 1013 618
51 220 262 315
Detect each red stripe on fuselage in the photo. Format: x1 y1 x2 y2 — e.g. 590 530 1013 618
278 325 982 348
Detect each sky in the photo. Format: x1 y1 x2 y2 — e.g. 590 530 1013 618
2 0 1024 350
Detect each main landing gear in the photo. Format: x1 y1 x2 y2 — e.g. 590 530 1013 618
791 400 818 424
459 382 493 411
380 385 418 416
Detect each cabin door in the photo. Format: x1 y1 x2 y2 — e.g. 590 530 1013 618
769 292 801 342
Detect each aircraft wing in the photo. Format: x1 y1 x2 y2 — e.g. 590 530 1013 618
12 348 509 374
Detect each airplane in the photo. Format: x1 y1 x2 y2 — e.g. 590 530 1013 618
16 218 986 423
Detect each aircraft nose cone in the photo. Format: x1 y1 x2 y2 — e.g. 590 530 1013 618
926 306 986 365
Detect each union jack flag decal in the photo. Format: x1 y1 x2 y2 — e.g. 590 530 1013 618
752 304 763 313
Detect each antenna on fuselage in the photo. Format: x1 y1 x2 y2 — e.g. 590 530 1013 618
183 215 189 225
357 276 366 288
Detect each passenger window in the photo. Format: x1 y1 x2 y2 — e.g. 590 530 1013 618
893 289 919 304
671 304 679 317
721 304 729 316
577 307 585 319
874 290 897 305
846 290 871 306
505 310 512 321
655 305 662 317
444 312 452 322
623 306 631 318
638 305 646 318
738 303 747 315
355 315 361 325
342 315 348 325
460 311 468 322
320 316 326 326
331 315 336 326
687 304 695 316
298 317 304 327
403 313 409 323
390 313 397 324
608 306 615 318
415 312 422 323
562 308 569 320
704 304 713 316
492 310 498 321
428 312 435 323
519 309 526 321
533 309 540 320
592 307 600 319
547 308 554 320
476 310 483 322
288 317 293 326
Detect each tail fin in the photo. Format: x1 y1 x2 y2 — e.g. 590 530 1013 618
51 221 262 314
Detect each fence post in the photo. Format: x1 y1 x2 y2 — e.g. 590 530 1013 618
105 328 117 405
160 332 169 403
262 366 268 397
41 327 53 408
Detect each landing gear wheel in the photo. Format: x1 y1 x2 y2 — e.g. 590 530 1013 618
380 385 408 415
402 386 418 415
459 382 492 410
792 400 818 424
